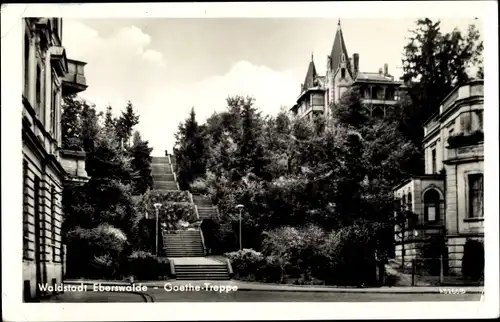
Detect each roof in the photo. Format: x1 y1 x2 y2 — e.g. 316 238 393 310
354 72 401 84
329 20 351 75
302 59 318 92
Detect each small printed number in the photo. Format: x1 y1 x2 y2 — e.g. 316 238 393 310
439 288 466 294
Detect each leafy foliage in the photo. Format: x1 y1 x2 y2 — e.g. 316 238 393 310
128 131 153 195
173 107 207 189
400 18 483 145
123 251 170 280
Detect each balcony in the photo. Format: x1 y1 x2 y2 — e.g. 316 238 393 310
446 142 484 162
62 59 88 96
360 98 399 106
440 80 484 114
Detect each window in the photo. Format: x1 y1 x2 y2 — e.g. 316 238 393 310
341 68 346 79
460 112 473 134
424 189 440 223
341 53 345 62
408 192 413 212
24 33 30 97
476 110 483 130
35 65 42 115
468 174 484 218
51 83 57 135
448 128 454 138
402 195 407 210
431 148 437 174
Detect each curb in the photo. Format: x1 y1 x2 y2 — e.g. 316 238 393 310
234 287 484 294
64 281 483 295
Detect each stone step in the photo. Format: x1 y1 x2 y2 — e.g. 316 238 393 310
153 182 178 189
166 252 205 257
152 174 175 181
175 267 228 271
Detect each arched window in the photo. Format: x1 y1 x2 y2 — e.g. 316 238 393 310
424 189 440 223
341 53 345 62
341 68 346 79
402 195 407 210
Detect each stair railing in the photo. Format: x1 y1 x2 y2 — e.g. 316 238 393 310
225 258 234 278
167 154 180 190
194 204 200 221
199 228 207 256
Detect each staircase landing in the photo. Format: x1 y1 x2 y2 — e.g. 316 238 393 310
169 257 223 266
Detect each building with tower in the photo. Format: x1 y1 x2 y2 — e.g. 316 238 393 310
291 20 404 119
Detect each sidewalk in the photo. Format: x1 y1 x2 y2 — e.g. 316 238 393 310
64 279 484 294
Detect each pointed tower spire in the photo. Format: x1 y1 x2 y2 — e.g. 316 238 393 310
329 18 351 75
311 52 314 62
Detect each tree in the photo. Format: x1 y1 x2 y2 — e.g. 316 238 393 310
129 131 153 195
115 101 139 148
61 95 83 150
400 18 483 145
237 96 267 177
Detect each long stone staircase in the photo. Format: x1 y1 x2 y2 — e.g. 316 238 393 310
192 194 219 220
150 155 231 280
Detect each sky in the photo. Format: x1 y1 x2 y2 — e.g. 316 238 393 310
62 17 482 155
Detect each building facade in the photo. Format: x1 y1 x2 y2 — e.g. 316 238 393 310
393 80 484 276
22 18 87 301
290 20 403 119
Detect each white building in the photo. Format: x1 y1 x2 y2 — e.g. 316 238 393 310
393 80 484 276
22 18 88 301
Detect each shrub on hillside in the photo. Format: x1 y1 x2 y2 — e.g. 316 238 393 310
190 178 209 194
66 224 128 279
142 189 191 204
261 225 327 282
321 224 378 286
225 249 265 281
123 251 170 280
136 195 198 229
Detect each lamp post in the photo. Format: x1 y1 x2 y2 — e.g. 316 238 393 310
235 204 244 251
153 203 162 256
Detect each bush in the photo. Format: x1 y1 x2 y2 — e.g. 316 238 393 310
225 249 265 281
124 251 170 280
142 189 191 203
190 178 209 194
66 224 128 279
261 225 327 281
321 224 377 286
136 196 198 229
462 239 484 280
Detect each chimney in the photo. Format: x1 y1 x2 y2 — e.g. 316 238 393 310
379 68 383 75
353 53 359 77
384 63 388 76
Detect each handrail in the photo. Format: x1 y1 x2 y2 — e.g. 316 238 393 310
169 260 176 278
194 204 200 221
167 154 180 190
226 258 234 277
188 191 195 205
199 228 207 256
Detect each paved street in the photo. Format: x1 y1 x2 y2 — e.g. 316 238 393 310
40 291 149 303
146 289 481 302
